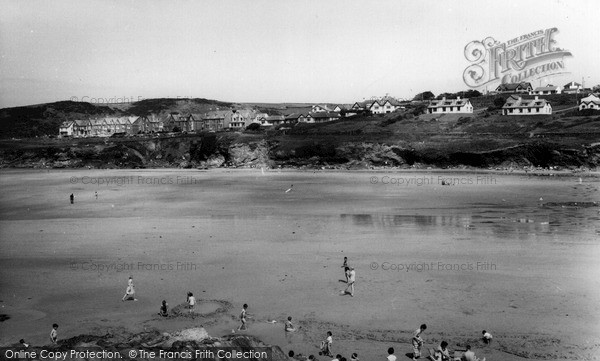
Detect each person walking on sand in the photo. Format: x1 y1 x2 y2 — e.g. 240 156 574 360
344 267 355 296
122 277 136 301
412 324 427 360
284 316 297 332
238 304 248 330
187 292 196 313
69 193 74 204
50 324 58 344
319 331 333 357
342 257 348 282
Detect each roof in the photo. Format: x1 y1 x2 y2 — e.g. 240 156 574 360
428 98 471 108
496 82 532 91
60 121 74 127
533 85 558 92
580 94 600 105
310 111 340 119
203 110 229 120
564 81 581 87
502 96 551 109
285 113 305 120
266 115 285 121
73 119 90 126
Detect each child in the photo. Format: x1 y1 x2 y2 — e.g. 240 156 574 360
19 339 29 348
412 324 427 360
122 284 135 301
344 267 355 296
429 341 450 361
238 304 248 330
187 292 196 313
158 300 168 317
285 316 297 332
387 347 397 361
461 345 485 361
50 324 58 344
481 330 492 344
350 353 359 361
319 331 333 357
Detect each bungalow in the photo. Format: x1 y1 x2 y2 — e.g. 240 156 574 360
284 113 305 124
59 121 74 137
369 99 402 114
310 111 340 123
579 94 600 111
502 95 552 115
531 85 560 95
265 115 286 126
427 97 473 114
495 82 533 94
563 81 582 94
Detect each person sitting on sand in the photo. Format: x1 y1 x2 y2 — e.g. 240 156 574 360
187 292 195 313
350 353 358 361
481 330 492 344
429 341 450 361
158 300 168 317
19 339 29 348
461 345 484 361
50 324 58 344
387 347 397 361
412 324 427 360
285 316 297 332
238 303 248 330
319 331 333 357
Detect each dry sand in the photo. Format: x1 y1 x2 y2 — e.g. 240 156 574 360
0 169 599 360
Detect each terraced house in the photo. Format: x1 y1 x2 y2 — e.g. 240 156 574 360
502 95 552 115
427 97 473 114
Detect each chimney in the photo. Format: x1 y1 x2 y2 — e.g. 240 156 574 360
457 96 461 100
535 95 539 100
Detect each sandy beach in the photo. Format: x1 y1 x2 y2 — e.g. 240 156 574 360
0 169 599 360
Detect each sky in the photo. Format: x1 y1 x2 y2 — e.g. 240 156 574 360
0 0 599 108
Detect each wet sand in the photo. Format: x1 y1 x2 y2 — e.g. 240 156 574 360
0 169 599 360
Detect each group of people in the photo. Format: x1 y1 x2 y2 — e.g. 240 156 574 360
411 324 490 361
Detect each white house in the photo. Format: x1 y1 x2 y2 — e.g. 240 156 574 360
427 97 473 114
531 85 560 95
563 81 582 94
59 121 74 137
579 94 600 111
502 95 552 115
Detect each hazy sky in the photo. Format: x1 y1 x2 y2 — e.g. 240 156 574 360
1 0 598 108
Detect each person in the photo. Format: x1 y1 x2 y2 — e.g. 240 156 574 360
187 292 196 313
95 191 98 200
158 300 168 317
284 316 297 332
331 355 341 361
344 267 355 296
319 331 333 357
429 341 450 361
342 257 348 282
412 324 427 360
387 347 397 361
289 350 295 359
481 330 492 344
462 345 485 361
69 194 74 204
128 276 134 288
50 324 58 344
122 277 136 301
238 303 248 330
350 353 359 361
19 339 29 348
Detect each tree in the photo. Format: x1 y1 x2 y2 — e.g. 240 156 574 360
413 91 435 101
245 123 261 131
493 97 506 108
